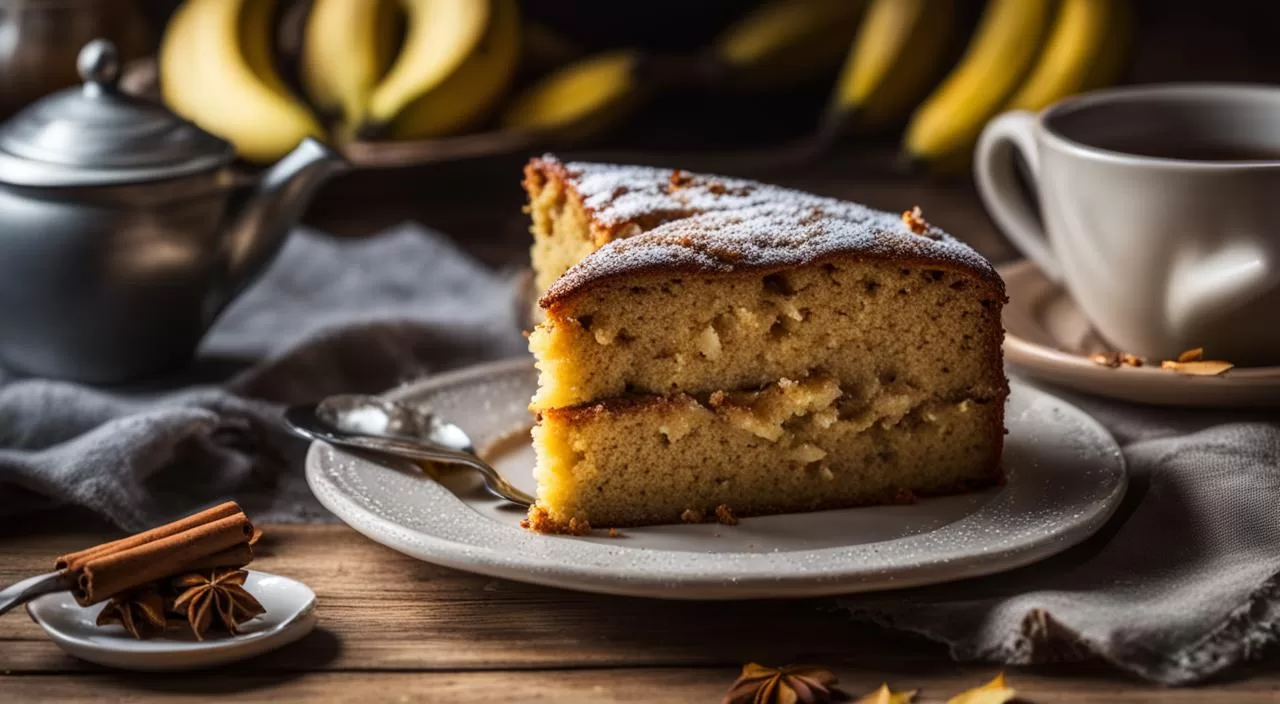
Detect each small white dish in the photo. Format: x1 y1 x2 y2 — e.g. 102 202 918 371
306 359 1127 600
1001 259 1280 407
26 570 317 671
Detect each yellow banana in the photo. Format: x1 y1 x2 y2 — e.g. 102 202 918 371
829 0 955 132
388 0 519 140
1004 0 1131 112
499 50 641 140
712 0 867 88
366 0 491 126
161 0 324 163
904 0 1055 169
300 0 401 132
239 0 291 98
159 1 198 117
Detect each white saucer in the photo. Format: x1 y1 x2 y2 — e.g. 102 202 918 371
26 570 317 671
306 359 1126 600
1001 259 1280 407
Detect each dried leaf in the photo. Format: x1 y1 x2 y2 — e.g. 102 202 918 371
1177 347 1204 363
854 683 917 704
946 673 1017 704
1159 359 1234 376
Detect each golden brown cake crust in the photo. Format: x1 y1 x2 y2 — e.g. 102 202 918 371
527 155 1005 311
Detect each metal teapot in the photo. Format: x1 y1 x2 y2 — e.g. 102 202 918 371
0 40 348 383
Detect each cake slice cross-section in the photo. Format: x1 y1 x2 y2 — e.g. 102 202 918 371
522 156 1008 533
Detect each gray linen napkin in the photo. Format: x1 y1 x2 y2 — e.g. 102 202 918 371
0 224 526 529
1 222 1276 685
839 394 1280 686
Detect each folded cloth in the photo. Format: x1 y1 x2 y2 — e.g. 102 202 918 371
838 391 1280 685
0 224 526 530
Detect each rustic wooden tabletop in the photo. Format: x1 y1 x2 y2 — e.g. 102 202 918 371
3 525 1279 702
1 152 1276 702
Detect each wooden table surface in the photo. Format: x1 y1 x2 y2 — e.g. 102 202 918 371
2 524 1279 702
2 152 1277 702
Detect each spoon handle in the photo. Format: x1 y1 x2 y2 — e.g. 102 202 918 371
0 571 69 616
329 435 535 507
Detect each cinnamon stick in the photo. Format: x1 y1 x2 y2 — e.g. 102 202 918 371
183 542 255 572
54 502 257 606
56 501 242 571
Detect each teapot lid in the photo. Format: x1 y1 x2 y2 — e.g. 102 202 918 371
0 39 234 188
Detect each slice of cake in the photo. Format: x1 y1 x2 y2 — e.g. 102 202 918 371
522 156 1008 533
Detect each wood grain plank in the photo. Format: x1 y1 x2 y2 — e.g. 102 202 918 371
4 524 1280 703
5 667 1280 704
0 525 945 673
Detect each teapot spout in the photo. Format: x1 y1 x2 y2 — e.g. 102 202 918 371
212 138 349 316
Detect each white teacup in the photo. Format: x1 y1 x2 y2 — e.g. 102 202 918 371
975 84 1280 367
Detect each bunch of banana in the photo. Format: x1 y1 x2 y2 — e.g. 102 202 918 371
826 0 956 136
500 50 643 141
301 0 518 139
496 0 873 143
160 0 323 164
387 0 521 140
299 0 401 135
160 0 527 159
901 0 1131 172
709 0 868 89
1003 0 1131 113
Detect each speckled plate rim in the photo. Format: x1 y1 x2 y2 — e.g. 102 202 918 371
306 358 1127 600
1000 259 1280 407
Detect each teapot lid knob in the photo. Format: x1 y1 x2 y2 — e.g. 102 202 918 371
77 39 121 92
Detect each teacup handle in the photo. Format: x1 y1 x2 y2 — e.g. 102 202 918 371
974 110 1062 282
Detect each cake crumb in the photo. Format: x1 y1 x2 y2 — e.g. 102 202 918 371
680 508 706 523
715 504 739 526
667 170 693 192
1092 351 1145 368
524 505 592 535
902 206 930 235
1119 352 1145 367
1090 352 1121 368
608 528 620 538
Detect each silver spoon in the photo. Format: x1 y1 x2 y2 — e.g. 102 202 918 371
283 394 533 507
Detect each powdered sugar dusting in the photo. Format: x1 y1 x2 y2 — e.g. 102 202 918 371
559 158 787 228
536 156 1003 306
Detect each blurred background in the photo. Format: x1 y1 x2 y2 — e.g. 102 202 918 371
4 0 1280 266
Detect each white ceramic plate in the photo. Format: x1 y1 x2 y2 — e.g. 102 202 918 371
306 359 1127 600
27 570 317 671
1001 259 1280 407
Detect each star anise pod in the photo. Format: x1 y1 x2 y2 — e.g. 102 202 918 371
723 663 850 704
96 585 168 639
170 568 266 640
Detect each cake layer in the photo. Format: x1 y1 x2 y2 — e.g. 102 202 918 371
530 255 1006 410
529 376 1002 530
